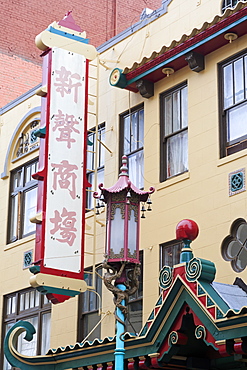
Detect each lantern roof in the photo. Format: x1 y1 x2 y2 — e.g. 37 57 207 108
98 155 154 202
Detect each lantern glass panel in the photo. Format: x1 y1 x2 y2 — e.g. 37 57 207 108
128 208 138 259
109 206 124 258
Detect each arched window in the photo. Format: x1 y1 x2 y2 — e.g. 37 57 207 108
1 107 41 243
222 0 247 13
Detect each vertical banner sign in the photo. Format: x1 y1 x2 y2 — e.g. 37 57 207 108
44 48 86 275
30 13 98 303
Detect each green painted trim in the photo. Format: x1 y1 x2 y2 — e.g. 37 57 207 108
5 272 247 369
109 68 127 88
29 266 40 274
36 285 80 297
4 321 55 370
34 127 46 138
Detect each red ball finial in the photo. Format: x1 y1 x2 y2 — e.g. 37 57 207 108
176 219 199 241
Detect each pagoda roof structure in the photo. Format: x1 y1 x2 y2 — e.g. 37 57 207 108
5 226 247 370
97 155 155 202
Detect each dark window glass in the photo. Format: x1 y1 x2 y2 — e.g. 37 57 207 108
8 159 38 243
86 124 105 210
219 51 247 157
221 0 246 13
2 288 51 370
160 83 188 182
77 267 102 341
160 240 183 268
120 105 144 189
126 251 143 334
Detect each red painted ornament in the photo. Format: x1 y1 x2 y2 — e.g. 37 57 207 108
176 219 199 241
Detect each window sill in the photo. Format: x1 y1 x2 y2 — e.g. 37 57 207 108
157 171 190 191
217 148 247 167
4 233 36 251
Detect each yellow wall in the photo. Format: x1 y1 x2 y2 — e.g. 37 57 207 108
1 0 247 352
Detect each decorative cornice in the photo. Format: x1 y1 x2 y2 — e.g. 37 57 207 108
116 3 247 91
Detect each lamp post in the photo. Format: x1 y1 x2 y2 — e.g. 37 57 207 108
94 155 154 370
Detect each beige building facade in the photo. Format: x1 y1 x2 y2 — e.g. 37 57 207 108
1 0 247 368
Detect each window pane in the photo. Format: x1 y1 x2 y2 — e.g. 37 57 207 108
82 312 101 341
130 112 138 152
161 84 188 182
139 109 144 144
3 289 51 367
227 102 247 142
43 295 50 305
173 90 181 132
12 170 22 190
20 293 25 311
166 131 188 178
41 312 51 355
26 165 31 184
12 296 16 314
87 172 95 210
35 289 40 307
25 162 37 184
8 160 38 244
234 58 244 104
89 290 96 311
121 107 144 187
9 194 18 242
87 132 94 171
86 125 105 211
82 291 89 313
164 95 172 135
161 242 182 267
6 297 12 315
25 291 30 310
223 64 233 108
30 290 35 308
78 268 102 341
181 86 188 128
124 115 131 155
87 169 104 211
128 151 144 189
3 322 14 370
245 56 247 98
164 245 173 266
23 186 37 235
17 316 38 356
96 269 102 293
126 300 143 334
99 128 105 168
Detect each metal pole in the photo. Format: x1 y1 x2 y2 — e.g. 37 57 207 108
115 283 126 370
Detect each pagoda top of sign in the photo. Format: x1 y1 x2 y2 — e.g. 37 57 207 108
57 11 82 32
35 12 98 60
98 156 155 201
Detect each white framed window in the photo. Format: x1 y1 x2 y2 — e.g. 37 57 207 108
160 83 188 181
120 105 144 189
7 159 38 243
2 288 51 370
77 267 102 341
219 50 247 157
86 124 105 210
160 240 183 268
